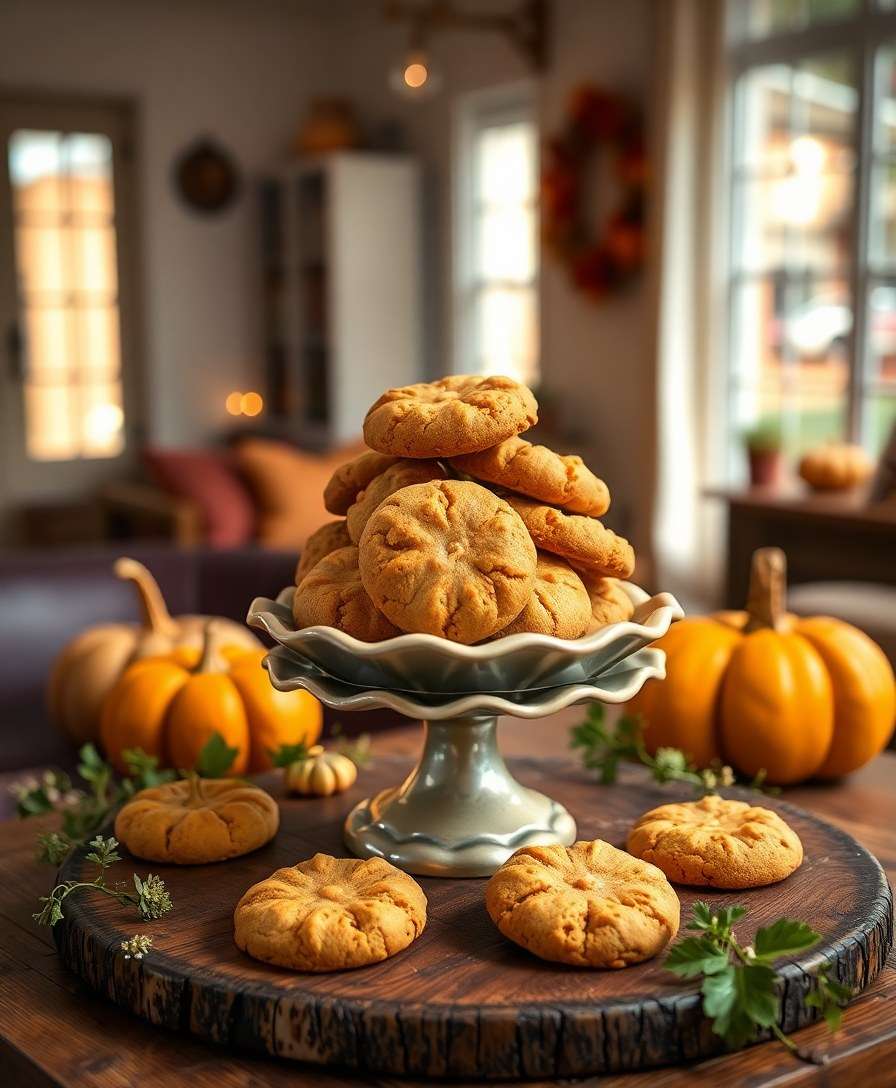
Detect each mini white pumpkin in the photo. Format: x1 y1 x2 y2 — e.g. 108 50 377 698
285 745 358 797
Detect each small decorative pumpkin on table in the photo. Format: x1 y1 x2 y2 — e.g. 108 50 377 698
628 547 895 785
284 744 358 797
798 441 874 492
48 558 261 746
100 622 322 774
115 775 279 864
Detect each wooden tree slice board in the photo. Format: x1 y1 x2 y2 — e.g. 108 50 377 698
54 757 892 1080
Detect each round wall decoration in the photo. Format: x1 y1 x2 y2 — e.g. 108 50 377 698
173 137 241 214
541 84 646 301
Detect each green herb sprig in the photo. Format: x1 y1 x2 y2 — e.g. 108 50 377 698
666 902 851 1060
570 705 773 796
33 835 172 928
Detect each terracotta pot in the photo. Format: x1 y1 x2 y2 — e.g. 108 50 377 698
747 448 783 487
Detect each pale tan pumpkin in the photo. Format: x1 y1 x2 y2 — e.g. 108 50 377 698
798 441 874 492
48 558 260 746
114 775 279 864
285 745 358 796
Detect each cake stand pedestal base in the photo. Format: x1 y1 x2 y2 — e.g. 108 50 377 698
343 715 576 877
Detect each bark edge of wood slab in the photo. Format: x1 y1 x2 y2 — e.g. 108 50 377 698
52 759 894 1079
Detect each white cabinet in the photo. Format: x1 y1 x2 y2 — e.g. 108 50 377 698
260 153 422 447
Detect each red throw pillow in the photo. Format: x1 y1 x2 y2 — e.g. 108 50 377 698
143 447 256 547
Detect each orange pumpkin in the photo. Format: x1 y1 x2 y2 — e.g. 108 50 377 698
628 548 895 785
99 623 322 775
48 558 260 745
798 441 874 492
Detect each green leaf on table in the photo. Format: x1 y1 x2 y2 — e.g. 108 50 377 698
687 901 715 931
194 732 240 778
270 742 310 769
754 917 821 962
702 962 779 1046
77 743 109 783
665 936 730 979
122 748 177 789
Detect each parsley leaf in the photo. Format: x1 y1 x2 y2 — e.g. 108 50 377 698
194 732 240 777
753 918 821 961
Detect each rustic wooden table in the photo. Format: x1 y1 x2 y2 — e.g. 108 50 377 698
1 710 894 1087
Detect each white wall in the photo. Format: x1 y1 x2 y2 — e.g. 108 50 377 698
0 0 329 446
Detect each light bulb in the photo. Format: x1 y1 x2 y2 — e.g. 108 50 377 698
225 391 243 416
390 48 442 100
240 391 263 417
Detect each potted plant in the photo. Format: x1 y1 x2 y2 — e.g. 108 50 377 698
742 420 784 487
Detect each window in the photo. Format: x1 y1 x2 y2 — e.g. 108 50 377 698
726 0 896 459
4 118 129 461
454 84 539 385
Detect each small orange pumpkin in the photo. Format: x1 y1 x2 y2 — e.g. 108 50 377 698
798 441 874 492
628 548 895 785
99 623 322 774
48 558 261 745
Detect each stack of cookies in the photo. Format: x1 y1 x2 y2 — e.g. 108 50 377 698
292 374 637 645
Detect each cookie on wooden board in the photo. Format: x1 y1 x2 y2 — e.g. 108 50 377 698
234 853 427 972
358 479 537 644
295 520 351 585
626 795 804 889
485 840 680 968
363 375 538 459
323 451 400 516
293 545 400 642
490 552 591 640
346 460 446 544
451 436 610 516
504 495 635 578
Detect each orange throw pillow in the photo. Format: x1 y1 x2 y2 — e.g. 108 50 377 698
235 438 363 549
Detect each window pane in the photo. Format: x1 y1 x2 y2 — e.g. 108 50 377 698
65 133 114 216
79 306 121 377
8 130 63 214
477 206 535 280
870 162 896 266
874 44 896 154
477 285 538 385
24 306 72 377
15 225 67 294
731 277 849 455
24 383 79 461
73 225 118 293
476 122 535 204
742 0 858 39
864 393 896 452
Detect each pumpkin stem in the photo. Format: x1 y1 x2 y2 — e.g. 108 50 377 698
744 547 787 632
114 558 177 635
185 771 205 805
194 621 226 674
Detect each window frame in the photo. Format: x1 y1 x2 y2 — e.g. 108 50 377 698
0 89 143 489
725 0 896 454
452 79 539 381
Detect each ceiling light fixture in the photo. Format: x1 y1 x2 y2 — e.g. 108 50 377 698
385 0 549 100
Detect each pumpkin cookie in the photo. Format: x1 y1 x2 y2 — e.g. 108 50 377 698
364 374 538 459
323 451 399 516
359 479 537 643
505 495 635 577
346 459 446 544
295 520 351 585
234 853 427 972
115 777 279 865
451 437 610 516
486 840 679 968
577 571 635 631
491 553 590 639
293 545 400 642
626 796 804 889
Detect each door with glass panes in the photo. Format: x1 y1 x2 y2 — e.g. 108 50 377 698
0 94 141 538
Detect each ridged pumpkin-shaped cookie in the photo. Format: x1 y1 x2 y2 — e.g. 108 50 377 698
115 776 279 864
234 853 427 971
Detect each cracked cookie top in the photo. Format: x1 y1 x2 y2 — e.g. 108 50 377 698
451 436 610 516
114 777 279 865
363 374 538 458
358 479 537 644
323 450 400 516
346 459 446 544
485 840 680 968
292 545 401 642
234 853 428 972
576 571 635 631
488 552 591 640
504 495 635 578
626 796 804 889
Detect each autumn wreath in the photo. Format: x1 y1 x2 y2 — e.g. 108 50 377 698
541 84 647 300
